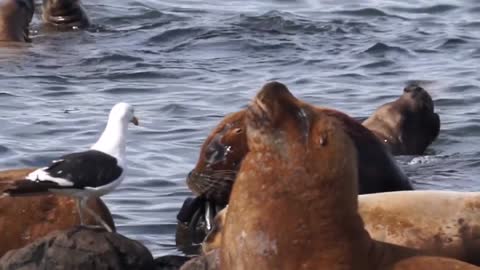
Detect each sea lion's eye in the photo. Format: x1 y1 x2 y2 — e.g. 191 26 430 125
233 128 243 134
206 144 226 164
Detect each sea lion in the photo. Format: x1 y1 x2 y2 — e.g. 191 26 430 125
0 0 34 42
0 168 115 257
187 111 246 208
202 191 480 265
362 84 440 155
220 81 477 269
42 0 89 30
185 86 412 231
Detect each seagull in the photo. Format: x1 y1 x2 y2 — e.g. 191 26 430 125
3 102 138 232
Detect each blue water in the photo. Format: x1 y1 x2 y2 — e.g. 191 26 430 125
0 0 479 257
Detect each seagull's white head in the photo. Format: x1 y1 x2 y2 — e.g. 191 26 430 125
91 102 139 163
109 102 139 126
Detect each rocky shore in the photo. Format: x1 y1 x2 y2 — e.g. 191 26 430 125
0 168 192 270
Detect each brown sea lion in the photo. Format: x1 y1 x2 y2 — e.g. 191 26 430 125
187 111 247 208
220 81 477 270
42 0 89 30
202 191 480 265
0 168 115 257
363 84 440 155
185 87 412 227
0 0 34 42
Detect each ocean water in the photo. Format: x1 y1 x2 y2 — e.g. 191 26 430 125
0 0 479 257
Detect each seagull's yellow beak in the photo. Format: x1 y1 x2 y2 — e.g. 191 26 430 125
131 116 139 126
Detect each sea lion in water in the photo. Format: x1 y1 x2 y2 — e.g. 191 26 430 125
219 81 477 270
185 84 412 229
0 0 34 42
363 84 440 155
202 191 480 265
42 0 89 30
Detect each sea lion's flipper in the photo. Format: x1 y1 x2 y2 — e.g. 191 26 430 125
177 196 206 223
205 200 219 231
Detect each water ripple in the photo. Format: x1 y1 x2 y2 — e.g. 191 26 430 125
389 4 459 14
336 8 405 19
362 42 411 56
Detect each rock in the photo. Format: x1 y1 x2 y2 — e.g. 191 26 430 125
179 250 220 270
0 226 154 270
154 255 192 270
0 168 115 257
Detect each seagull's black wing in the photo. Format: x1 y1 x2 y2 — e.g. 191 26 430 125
44 150 123 188
4 150 123 196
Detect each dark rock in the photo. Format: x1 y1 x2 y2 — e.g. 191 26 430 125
0 226 154 270
154 255 191 270
179 250 220 270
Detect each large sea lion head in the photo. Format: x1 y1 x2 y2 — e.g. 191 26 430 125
245 81 358 197
221 82 360 268
42 0 90 30
0 0 34 42
187 111 247 205
244 81 361 210
246 81 312 155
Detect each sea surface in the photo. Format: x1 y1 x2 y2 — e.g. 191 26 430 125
0 0 479 257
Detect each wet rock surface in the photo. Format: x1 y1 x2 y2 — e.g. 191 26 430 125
154 255 192 270
0 226 154 270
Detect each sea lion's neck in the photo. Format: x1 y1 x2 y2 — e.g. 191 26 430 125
224 150 373 269
302 175 372 269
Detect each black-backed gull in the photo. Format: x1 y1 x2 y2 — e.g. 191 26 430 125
3 102 138 232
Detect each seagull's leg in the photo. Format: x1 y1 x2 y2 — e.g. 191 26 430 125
76 197 85 226
81 198 113 233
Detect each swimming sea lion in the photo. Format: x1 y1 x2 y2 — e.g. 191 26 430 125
42 0 89 30
202 191 480 265
185 84 412 230
362 84 440 155
0 168 115 257
220 81 477 270
0 0 34 42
